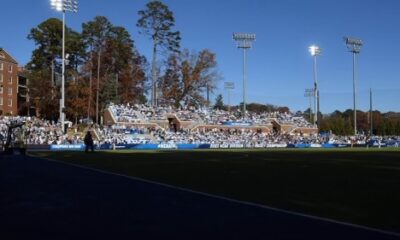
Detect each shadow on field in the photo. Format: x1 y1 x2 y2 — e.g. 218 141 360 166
30 149 400 233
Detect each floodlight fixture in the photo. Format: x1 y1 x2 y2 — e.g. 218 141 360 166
344 37 363 53
50 0 78 12
304 88 314 97
233 32 256 118
233 33 256 49
233 33 256 41
309 45 321 56
224 82 235 90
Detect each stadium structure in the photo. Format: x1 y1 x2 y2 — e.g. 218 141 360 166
103 103 318 136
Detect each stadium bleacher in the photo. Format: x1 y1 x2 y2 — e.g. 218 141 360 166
1 104 399 150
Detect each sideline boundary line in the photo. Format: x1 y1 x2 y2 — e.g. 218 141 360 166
32 154 400 238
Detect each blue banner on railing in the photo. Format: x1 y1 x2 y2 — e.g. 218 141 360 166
287 143 310 148
333 143 351 148
99 144 160 150
50 144 85 151
50 141 398 151
386 141 400 147
222 121 252 126
97 143 212 150
321 143 335 148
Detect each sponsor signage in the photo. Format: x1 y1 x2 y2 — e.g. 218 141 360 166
266 143 287 148
223 121 252 126
49 141 400 151
50 144 85 151
158 143 178 149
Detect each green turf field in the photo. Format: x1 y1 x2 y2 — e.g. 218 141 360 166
30 148 400 232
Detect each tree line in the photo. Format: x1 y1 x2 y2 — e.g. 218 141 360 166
319 110 400 136
24 1 219 123
213 95 400 136
299 108 400 135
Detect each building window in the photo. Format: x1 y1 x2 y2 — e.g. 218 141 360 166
0 97 3 106
8 98 12 107
0 74 3 82
8 76 12 84
8 87 12 95
0 86 3 94
0 62 3 70
8 65 12 72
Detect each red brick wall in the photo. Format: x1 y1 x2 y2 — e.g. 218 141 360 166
0 49 18 116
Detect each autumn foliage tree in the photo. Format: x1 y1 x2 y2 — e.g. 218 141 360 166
81 16 147 122
27 18 84 120
160 49 219 108
65 79 90 124
26 16 148 123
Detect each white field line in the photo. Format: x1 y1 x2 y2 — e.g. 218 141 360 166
38 155 400 238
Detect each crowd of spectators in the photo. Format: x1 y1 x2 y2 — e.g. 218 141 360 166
1 103 399 148
109 103 173 122
0 116 69 145
95 126 398 146
96 125 154 145
152 128 290 145
109 103 315 128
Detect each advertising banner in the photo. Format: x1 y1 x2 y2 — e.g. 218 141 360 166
266 143 287 148
50 144 85 151
50 141 391 151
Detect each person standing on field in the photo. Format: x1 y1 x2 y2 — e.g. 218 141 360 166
84 131 94 153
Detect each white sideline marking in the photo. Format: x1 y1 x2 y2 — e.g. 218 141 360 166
38 155 400 238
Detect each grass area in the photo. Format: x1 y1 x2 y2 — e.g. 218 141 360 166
30 148 400 232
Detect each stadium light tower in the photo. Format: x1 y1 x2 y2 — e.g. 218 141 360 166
304 88 314 123
369 88 373 135
50 0 78 133
224 82 235 113
308 45 321 129
344 37 363 135
233 33 256 119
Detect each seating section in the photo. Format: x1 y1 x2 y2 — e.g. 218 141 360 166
0 104 327 147
108 103 314 128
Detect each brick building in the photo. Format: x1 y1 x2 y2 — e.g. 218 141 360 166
0 48 28 116
17 67 30 116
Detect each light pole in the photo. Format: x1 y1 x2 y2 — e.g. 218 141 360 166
233 33 255 119
304 88 314 123
344 37 363 135
369 88 373 135
224 82 235 113
309 45 321 128
50 0 78 133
